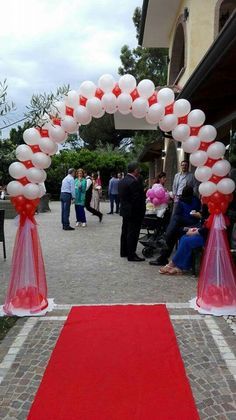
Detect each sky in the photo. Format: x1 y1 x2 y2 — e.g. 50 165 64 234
0 0 143 137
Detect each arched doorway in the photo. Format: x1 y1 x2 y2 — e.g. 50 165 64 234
169 22 186 85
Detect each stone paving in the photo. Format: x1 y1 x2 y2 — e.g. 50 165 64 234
0 201 236 419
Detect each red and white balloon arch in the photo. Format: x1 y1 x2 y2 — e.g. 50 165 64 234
2 74 236 317
7 73 235 215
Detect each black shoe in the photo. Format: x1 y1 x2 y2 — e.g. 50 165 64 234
128 254 145 262
107 212 113 214
120 254 127 258
99 213 103 222
63 226 75 231
149 258 168 266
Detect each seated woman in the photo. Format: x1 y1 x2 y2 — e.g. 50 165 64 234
159 225 208 275
159 204 209 274
149 185 201 266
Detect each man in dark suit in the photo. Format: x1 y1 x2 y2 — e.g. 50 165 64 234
118 162 146 262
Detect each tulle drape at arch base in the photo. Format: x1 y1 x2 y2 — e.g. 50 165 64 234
2 74 236 316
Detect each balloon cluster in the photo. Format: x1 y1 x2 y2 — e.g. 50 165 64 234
7 74 235 217
146 184 169 207
200 285 236 307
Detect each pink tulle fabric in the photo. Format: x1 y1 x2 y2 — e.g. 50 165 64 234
197 214 236 313
3 217 48 315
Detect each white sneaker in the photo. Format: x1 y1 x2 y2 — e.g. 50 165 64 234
82 223 87 227
75 222 80 227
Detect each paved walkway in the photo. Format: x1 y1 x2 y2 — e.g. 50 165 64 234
0 201 236 419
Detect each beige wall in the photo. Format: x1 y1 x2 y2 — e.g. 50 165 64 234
169 0 218 86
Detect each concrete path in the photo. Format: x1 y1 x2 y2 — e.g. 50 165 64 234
0 201 235 419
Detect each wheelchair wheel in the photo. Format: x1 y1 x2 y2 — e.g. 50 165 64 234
142 247 154 258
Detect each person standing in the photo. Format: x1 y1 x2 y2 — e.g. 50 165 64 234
172 160 199 212
74 168 87 227
84 171 103 222
118 162 146 262
91 173 102 212
107 172 120 214
60 168 75 230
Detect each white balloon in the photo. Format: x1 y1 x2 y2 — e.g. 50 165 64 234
74 106 92 125
145 114 157 125
173 99 191 117
38 184 46 198
101 93 117 114
137 79 155 99
157 88 175 106
93 109 105 119
190 150 208 167
23 128 41 146
195 166 212 182
48 125 68 144
61 116 78 133
7 181 24 197
9 162 26 179
117 93 132 114
16 144 33 161
131 98 149 119
198 125 217 143
199 181 217 197
38 137 57 155
159 114 178 132
32 152 51 169
217 178 235 195
86 97 103 117
212 160 231 177
146 103 165 124
118 74 136 94
26 168 46 183
65 90 79 108
23 183 40 200
79 81 97 99
182 136 200 153
188 109 206 127
98 74 115 93
53 101 66 116
172 124 190 141
207 141 225 159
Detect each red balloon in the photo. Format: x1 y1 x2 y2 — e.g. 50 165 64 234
95 88 104 99
199 142 209 151
23 160 34 169
130 88 139 101
80 96 87 106
178 116 188 124
220 201 228 214
210 191 224 205
112 84 122 97
19 176 29 185
13 195 26 206
65 106 74 117
190 127 200 136
165 103 174 115
30 145 41 153
148 93 157 106
39 128 49 137
209 174 222 184
205 158 218 168
52 117 61 126
25 202 36 216
30 198 40 207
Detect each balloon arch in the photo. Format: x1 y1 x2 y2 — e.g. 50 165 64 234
2 74 236 317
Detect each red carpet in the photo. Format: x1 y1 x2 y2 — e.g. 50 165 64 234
28 305 199 420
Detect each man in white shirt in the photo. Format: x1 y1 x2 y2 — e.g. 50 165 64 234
172 160 199 211
60 168 75 230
